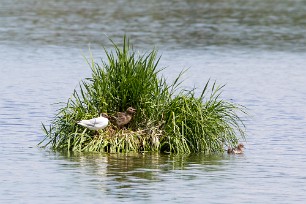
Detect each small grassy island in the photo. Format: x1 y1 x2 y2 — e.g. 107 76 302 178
39 37 246 154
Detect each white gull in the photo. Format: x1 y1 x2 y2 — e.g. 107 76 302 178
77 113 109 131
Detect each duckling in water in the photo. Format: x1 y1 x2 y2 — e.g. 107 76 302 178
109 107 136 128
227 143 245 154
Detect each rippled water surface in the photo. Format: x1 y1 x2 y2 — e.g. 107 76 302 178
1 0 306 203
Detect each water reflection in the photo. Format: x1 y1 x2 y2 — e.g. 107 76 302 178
50 151 246 202
59 151 233 181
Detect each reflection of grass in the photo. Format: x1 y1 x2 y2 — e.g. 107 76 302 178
39 36 246 154
58 152 228 177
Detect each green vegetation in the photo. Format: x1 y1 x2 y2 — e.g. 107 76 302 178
39 36 246 154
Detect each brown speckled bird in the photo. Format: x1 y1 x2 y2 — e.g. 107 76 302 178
227 143 245 154
109 107 136 128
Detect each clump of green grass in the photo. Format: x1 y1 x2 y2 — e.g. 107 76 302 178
39 36 246 154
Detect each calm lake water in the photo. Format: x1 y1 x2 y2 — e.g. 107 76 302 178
1 0 306 203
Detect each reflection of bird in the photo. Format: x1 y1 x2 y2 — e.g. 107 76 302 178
77 113 109 131
227 143 245 154
109 107 136 128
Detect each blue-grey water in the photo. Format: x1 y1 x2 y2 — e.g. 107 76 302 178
1 0 306 203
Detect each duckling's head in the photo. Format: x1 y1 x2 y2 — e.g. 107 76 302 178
237 143 245 150
100 113 109 118
126 107 136 114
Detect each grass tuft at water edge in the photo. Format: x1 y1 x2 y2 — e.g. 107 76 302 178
39 36 246 154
